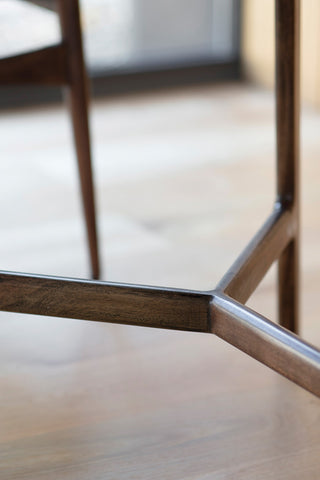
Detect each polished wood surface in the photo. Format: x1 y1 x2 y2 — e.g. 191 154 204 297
276 0 300 333
1 315 319 480
211 293 320 397
0 271 210 332
2 0 314 398
1 82 320 479
216 206 293 303
1 267 319 397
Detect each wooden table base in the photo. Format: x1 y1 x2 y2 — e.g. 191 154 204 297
1 0 319 398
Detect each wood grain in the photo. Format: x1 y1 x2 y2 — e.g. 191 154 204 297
0 270 319 398
276 0 300 333
0 271 210 332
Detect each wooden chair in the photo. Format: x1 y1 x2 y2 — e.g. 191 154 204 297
0 0 319 397
0 0 100 279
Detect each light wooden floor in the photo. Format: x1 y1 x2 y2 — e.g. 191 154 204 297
0 83 319 479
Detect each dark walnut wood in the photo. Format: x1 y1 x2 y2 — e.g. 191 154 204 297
0 269 319 398
1 0 318 400
211 294 320 398
276 0 300 334
216 206 294 303
0 271 211 333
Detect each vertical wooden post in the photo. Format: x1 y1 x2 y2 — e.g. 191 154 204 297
57 0 100 279
276 0 300 332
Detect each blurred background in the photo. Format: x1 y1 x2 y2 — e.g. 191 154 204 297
1 2 320 478
0 0 240 104
1 0 320 105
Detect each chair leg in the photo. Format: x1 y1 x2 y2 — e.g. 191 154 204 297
275 0 300 333
57 0 100 279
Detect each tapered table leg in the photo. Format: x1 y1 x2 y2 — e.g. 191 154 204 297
58 0 100 279
276 0 300 333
